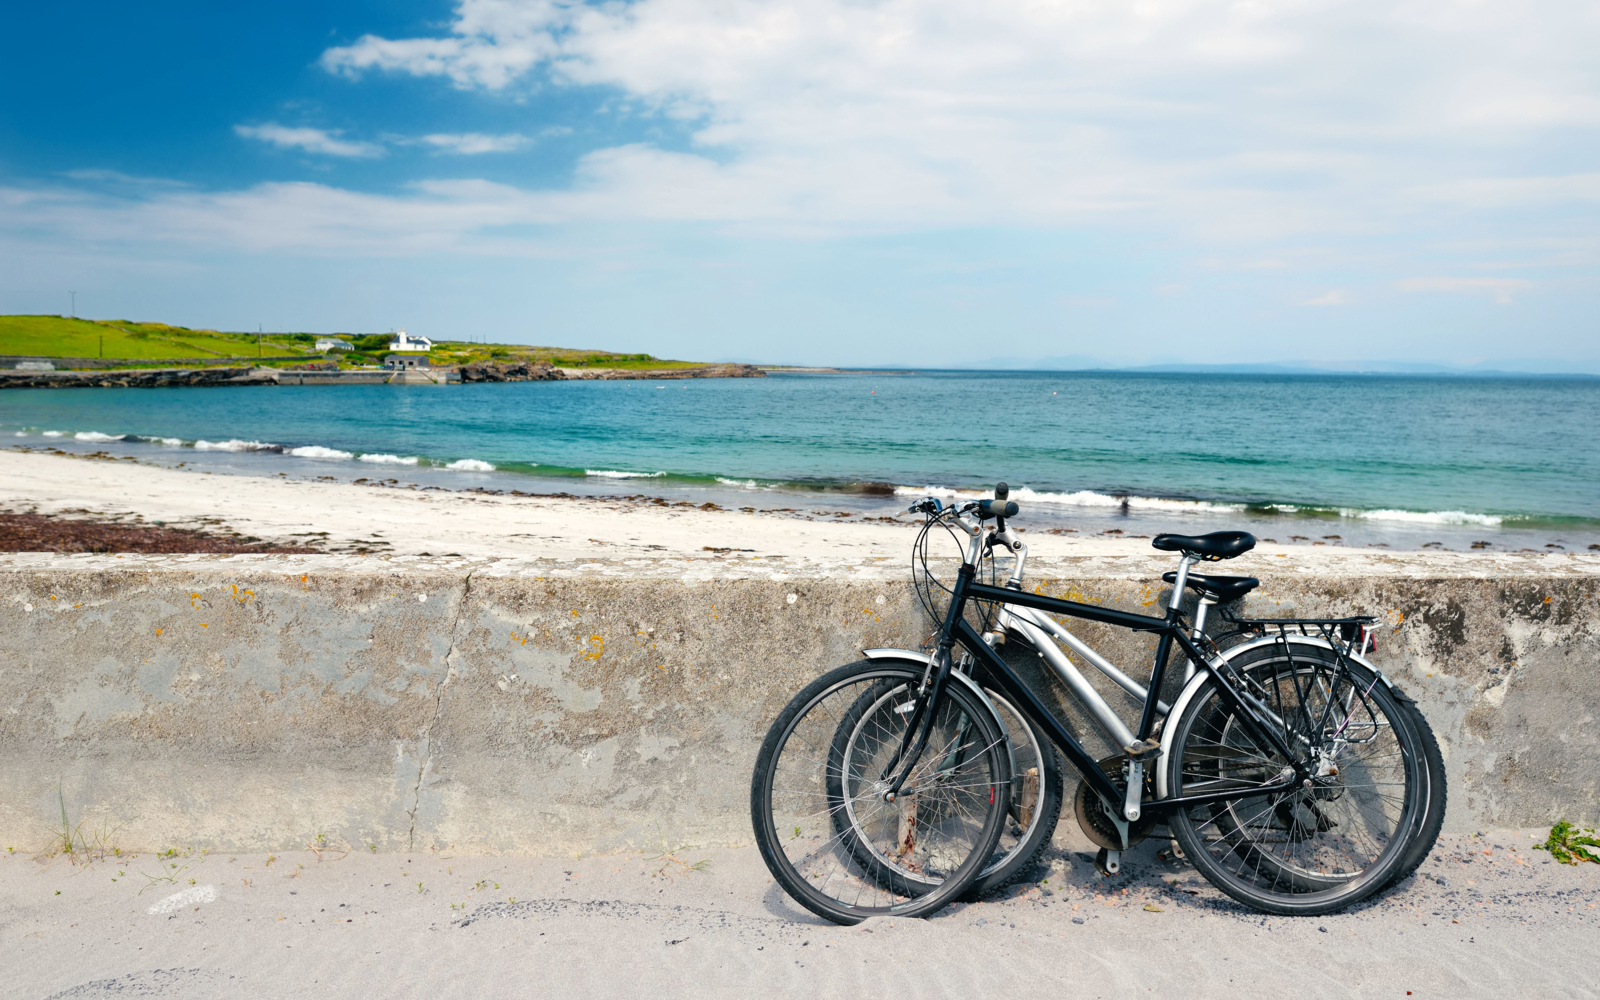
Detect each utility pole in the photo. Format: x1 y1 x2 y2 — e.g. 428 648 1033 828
99 334 103 359
69 291 76 318
258 324 263 359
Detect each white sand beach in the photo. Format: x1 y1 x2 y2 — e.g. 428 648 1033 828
3 450 1595 580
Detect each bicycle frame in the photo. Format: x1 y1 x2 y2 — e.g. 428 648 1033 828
891 561 1303 821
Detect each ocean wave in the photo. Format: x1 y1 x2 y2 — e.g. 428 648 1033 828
288 445 356 460
358 453 420 466
135 435 186 447
586 469 666 479
194 439 283 453
891 484 1247 513
715 477 775 490
445 459 495 472
1348 508 1505 527
74 431 129 443
42 430 64 437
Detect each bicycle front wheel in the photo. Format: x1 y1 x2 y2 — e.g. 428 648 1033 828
750 660 1009 924
1165 655 1424 916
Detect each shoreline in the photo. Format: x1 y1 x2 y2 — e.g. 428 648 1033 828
4 436 1596 555
3 449 1596 576
0 360 766 388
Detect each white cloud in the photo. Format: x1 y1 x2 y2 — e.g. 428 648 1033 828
1397 277 1534 304
304 0 1600 244
420 132 530 154
234 123 382 158
1305 290 1349 306
321 1 564 89
5 0 1597 285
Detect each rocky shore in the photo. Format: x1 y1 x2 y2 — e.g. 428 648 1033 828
457 360 566 381
1 361 768 388
461 360 766 381
0 366 279 389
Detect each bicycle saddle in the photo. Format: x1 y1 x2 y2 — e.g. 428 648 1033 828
1150 530 1256 560
1160 570 1259 603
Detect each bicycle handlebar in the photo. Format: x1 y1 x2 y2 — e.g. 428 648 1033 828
977 498 1019 519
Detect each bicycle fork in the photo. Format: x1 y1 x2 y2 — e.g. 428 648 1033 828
880 564 978 800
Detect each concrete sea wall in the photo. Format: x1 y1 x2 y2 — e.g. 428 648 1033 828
2 556 1596 856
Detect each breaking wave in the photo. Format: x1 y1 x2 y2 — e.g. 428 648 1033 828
193 439 283 452
287 445 355 460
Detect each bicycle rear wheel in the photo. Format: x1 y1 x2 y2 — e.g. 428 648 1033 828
1219 641 1446 890
750 660 1009 924
963 690 1063 898
1165 654 1424 915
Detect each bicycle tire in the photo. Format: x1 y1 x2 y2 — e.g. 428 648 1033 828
1220 642 1446 890
1165 653 1424 916
1386 698 1446 886
750 660 1009 924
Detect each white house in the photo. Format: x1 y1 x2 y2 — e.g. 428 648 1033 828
386 329 433 352
315 337 355 352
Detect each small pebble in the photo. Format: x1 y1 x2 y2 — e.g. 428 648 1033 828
1072 917 1085 925
1319 926 1328 933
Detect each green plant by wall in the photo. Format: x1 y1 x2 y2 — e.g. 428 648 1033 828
1535 820 1600 864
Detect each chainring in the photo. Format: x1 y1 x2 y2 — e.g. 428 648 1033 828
1073 754 1158 850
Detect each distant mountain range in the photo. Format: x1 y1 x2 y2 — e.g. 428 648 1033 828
852 356 1600 376
1115 361 1598 377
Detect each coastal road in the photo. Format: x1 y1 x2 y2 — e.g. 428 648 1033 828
7 829 1595 999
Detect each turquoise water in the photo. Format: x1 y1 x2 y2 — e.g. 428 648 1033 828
5 371 1598 547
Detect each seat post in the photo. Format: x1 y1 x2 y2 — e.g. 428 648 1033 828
1186 596 1213 682
1168 555 1194 615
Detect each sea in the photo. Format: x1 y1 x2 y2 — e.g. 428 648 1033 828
4 370 1598 552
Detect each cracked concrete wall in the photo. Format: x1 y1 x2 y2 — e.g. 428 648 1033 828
1 558 1595 856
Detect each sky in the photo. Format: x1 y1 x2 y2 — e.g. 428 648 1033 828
2 0 1597 369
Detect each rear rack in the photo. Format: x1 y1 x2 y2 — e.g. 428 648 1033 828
1219 610 1378 649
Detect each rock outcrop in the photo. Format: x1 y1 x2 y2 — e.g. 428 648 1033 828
567 363 767 380
0 367 280 389
458 361 566 382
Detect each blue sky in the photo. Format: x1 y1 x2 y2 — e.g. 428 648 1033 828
2 0 1597 369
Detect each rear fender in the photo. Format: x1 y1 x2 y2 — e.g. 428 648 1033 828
1153 635 1403 800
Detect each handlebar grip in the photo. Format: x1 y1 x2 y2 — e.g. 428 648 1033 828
994 482 1009 501
978 499 1019 519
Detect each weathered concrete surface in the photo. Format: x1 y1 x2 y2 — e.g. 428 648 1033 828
2 555 1596 856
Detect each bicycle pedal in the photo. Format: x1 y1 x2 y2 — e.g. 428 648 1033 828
1123 738 1161 763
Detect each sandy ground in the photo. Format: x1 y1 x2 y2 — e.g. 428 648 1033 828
6 827 1597 1000
3 451 1596 580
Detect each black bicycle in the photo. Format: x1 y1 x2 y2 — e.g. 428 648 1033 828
751 486 1443 924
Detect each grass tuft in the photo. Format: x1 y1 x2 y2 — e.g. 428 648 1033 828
36 789 123 866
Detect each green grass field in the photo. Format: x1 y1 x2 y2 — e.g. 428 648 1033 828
0 315 306 360
0 315 714 370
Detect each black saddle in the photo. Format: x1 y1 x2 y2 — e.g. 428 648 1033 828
1151 530 1256 560
1161 570 1260 604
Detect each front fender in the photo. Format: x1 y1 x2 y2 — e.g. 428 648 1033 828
860 647 1017 783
